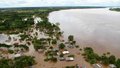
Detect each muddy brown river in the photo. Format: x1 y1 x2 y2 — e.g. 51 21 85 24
49 8 120 57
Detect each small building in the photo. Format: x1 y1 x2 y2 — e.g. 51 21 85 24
93 64 102 68
67 45 74 48
53 48 59 52
38 49 44 53
62 51 69 54
14 54 21 58
109 64 116 68
59 57 65 61
66 57 74 61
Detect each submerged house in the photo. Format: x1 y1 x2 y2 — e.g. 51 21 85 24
66 57 74 61
93 64 102 68
59 57 65 61
14 54 22 58
62 51 69 54
109 64 116 68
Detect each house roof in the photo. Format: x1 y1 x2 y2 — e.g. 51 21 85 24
14 54 21 57
109 64 116 68
62 51 69 54
66 57 74 61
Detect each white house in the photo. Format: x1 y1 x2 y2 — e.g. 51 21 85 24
109 64 116 68
93 64 102 68
62 51 69 54
66 57 74 61
14 54 21 58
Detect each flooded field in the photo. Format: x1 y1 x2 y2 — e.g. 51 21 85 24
49 8 120 57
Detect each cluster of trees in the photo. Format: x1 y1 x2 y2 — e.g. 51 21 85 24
0 44 12 48
0 8 60 34
20 34 29 40
52 39 57 44
0 44 29 54
0 11 34 32
109 8 120 11
33 38 47 51
68 35 76 45
83 47 120 67
14 44 29 51
0 56 35 68
36 19 61 39
44 50 58 62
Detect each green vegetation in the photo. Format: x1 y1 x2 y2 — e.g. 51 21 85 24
0 8 60 34
0 16 34 33
0 44 12 48
109 8 120 12
14 44 29 51
0 59 13 68
83 47 120 67
33 38 47 51
8 50 14 54
36 19 61 38
44 50 58 62
115 59 120 68
68 35 74 41
65 66 75 68
68 55 75 58
59 43 65 49
83 47 99 64
14 56 35 68
0 56 35 68
20 34 29 40
52 39 57 44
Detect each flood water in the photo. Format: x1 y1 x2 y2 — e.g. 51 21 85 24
0 34 8 43
49 8 120 57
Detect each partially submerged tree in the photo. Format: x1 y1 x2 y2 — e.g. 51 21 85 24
68 35 74 41
59 43 65 49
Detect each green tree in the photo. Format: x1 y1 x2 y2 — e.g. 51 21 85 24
115 59 120 68
101 55 109 65
52 39 57 44
109 55 116 64
59 43 65 49
14 56 35 68
0 59 12 68
68 35 74 41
